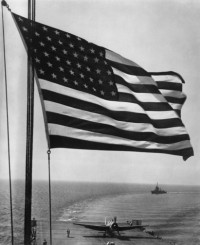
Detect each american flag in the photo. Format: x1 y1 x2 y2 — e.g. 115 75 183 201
13 13 193 160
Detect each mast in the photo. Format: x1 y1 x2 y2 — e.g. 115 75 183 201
24 0 35 244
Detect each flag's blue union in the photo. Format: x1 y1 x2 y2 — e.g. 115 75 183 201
13 13 194 160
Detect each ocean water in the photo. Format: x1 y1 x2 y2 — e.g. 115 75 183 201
0 180 199 245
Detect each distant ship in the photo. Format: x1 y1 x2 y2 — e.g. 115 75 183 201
151 183 167 194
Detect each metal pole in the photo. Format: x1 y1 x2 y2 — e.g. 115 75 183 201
24 0 35 244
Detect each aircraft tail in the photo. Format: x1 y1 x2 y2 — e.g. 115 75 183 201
105 217 107 225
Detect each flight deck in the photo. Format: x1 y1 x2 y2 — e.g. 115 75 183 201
35 220 173 245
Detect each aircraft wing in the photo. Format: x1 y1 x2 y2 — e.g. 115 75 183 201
73 222 108 231
74 222 148 232
117 225 148 231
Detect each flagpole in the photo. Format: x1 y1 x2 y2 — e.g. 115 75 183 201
24 0 35 244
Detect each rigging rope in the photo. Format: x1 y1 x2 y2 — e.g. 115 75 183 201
47 149 53 245
1 1 14 244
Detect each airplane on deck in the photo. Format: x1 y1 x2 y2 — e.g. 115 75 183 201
73 216 148 237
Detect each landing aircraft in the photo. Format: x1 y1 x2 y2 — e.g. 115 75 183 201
73 216 148 237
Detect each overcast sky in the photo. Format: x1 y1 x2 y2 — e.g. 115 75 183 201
0 0 200 185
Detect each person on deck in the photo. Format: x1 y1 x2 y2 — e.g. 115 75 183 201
43 239 47 245
32 217 37 227
31 226 36 240
67 228 70 237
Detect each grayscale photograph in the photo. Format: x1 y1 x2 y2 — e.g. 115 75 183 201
0 0 199 244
